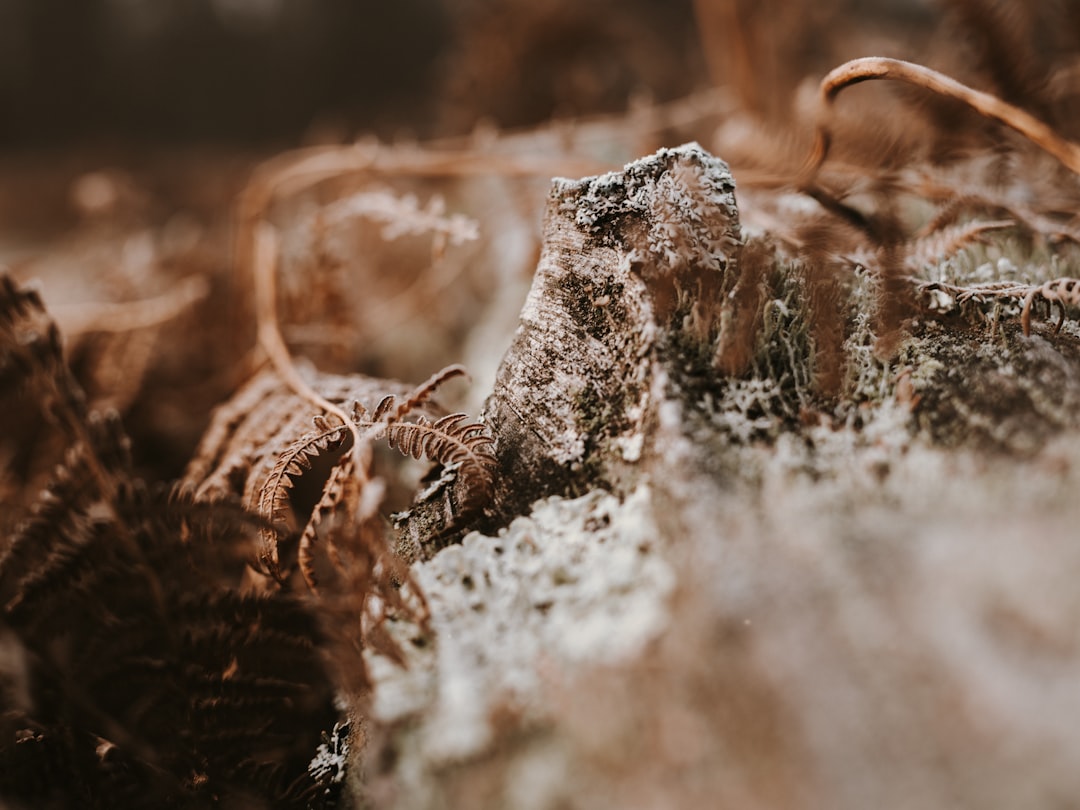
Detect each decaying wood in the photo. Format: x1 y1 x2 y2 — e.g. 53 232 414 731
485 147 740 522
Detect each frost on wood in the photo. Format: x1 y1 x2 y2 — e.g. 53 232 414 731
363 486 673 801
477 143 740 532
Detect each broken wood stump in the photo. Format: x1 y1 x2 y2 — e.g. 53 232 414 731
399 143 744 558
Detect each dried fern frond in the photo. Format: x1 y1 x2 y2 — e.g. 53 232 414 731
0 274 89 445
350 395 496 512
1020 278 1080 335
906 219 1014 269
846 219 1015 273
298 455 358 592
294 451 427 694
190 356 484 585
0 275 341 808
914 276 1080 336
1 455 339 809
9 501 342 803
182 358 472 716
291 367 474 596
254 423 350 580
383 412 493 464
379 363 468 428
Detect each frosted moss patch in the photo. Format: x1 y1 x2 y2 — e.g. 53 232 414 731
367 484 674 764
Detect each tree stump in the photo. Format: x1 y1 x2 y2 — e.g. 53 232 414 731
399 144 743 559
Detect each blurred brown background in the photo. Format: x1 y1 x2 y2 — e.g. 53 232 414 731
0 0 705 146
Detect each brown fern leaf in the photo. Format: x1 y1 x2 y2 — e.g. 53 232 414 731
208 369 440 691
184 370 285 489
0 274 95 462
185 362 470 602
0 275 54 385
398 415 496 518
2 483 340 808
384 363 468 425
1 276 341 808
297 454 354 591
385 413 493 464
348 363 469 443
184 367 421 505
914 192 1007 236
295 451 425 695
1 443 107 591
1021 278 1080 336
904 219 1013 269
354 404 496 514
0 275 139 529
371 395 396 424
911 173 1080 248
253 423 349 580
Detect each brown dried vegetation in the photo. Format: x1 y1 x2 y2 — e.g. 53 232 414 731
708 1 1080 401
8 1 1080 807
0 276 340 807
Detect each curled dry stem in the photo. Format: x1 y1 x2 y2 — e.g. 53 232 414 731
252 222 371 473
799 56 1080 188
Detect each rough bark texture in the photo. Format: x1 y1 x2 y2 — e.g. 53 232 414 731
483 143 739 513
400 144 740 559
361 144 1080 809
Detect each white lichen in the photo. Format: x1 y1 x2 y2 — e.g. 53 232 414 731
367 484 674 768
561 143 741 276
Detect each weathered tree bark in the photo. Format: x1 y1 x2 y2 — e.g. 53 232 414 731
398 144 743 559
481 143 740 515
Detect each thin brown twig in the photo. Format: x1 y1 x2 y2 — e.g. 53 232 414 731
799 57 1080 188
252 222 370 471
